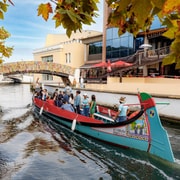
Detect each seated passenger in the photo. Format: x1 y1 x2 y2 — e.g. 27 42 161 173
61 100 74 112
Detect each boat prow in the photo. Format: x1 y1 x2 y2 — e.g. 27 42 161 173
138 92 175 162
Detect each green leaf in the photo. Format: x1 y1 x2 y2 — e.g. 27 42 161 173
132 0 152 26
151 0 165 9
66 10 79 23
170 41 180 54
116 0 131 12
162 53 176 66
0 2 8 12
162 27 177 39
175 59 180 69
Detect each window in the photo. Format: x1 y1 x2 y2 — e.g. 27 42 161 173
65 53 71 63
42 74 53 81
42 55 53 62
41 55 53 81
106 28 134 59
89 41 102 55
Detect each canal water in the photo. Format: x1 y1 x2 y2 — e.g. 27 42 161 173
0 84 180 180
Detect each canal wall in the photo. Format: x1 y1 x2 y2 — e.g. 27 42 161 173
85 77 180 99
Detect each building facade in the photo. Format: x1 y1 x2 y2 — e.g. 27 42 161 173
33 30 102 84
33 1 179 86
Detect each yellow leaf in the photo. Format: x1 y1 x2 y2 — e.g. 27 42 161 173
0 59 4 64
37 3 53 21
163 0 180 14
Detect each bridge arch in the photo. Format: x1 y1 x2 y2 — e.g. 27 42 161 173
0 61 75 84
0 61 75 77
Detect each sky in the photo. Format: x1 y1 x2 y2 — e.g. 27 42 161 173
0 0 103 62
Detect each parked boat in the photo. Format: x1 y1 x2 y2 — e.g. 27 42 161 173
32 92 175 163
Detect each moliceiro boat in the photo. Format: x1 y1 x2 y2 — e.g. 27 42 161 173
32 92 175 163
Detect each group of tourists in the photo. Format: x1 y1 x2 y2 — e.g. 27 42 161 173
34 83 129 122
33 84 97 118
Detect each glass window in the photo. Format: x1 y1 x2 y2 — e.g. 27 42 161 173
106 28 135 59
112 28 119 39
89 41 102 55
111 50 120 58
129 35 134 48
65 53 71 63
106 39 112 51
106 51 111 59
121 37 128 48
112 38 120 49
42 55 53 62
106 28 113 40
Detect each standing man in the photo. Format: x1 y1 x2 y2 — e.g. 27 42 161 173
82 93 90 116
113 97 129 122
74 90 81 114
64 83 72 96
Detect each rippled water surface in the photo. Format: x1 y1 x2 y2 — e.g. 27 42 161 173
0 84 180 180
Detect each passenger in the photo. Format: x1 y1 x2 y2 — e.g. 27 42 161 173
42 89 48 101
56 91 63 107
69 93 75 111
53 91 59 106
82 93 90 116
58 90 63 100
64 83 72 96
32 91 39 99
62 91 69 103
61 99 74 112
74 90 81 114
52 88 59 99
38 86 43 99
89 94 96 118
113 97 129 122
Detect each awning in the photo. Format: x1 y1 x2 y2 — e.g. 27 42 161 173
110 60 132 68
92 61 107 68
80 63 97 69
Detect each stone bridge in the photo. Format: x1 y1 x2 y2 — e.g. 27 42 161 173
0 61 75 84
0 61 75 76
